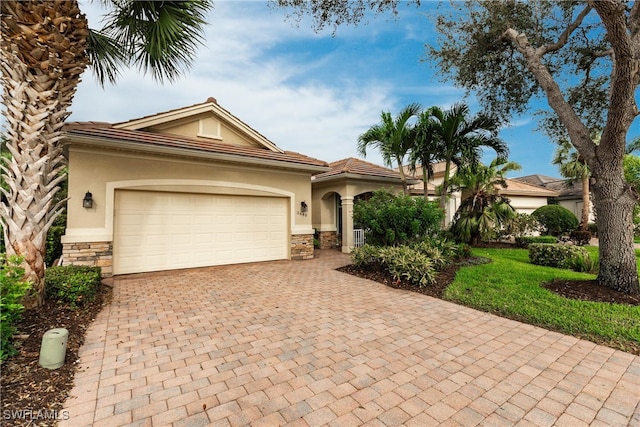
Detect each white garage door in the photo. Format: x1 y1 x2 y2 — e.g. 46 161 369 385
113 190 288 274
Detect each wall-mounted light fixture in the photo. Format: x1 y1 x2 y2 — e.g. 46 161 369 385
82 191 93 209
300 201 308 213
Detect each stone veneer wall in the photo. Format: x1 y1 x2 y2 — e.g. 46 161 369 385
318 231 338 250
291 234 314 260
62 242 113 277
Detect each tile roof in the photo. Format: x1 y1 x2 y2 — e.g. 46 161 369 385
501 178 559 197
514 174 562 186
313 157 417 182
64 125 329 169
513 175 582 198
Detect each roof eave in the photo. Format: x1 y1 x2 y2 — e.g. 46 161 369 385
312 172 418 185
64 133 330 174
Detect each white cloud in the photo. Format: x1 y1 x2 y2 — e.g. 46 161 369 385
71 1 406 166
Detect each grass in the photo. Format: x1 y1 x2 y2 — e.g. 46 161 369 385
444 247 640 354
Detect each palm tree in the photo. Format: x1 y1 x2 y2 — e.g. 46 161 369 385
408 108 442 200
449 157 521 245
0 0 212 306
357 103 421 194
552 139 591 229
429 103 509 215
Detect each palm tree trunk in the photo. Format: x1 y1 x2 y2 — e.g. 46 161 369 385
1 1 89 307
396 157 408 195
440 159 452 225
580 174 590 229
422 167 429 200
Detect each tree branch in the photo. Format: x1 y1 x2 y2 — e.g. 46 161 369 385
537 5 593 56
502 28 594 162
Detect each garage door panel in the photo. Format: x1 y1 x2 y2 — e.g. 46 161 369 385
114 191 288 274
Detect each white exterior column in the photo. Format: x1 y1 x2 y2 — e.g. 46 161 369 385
341 196 354 253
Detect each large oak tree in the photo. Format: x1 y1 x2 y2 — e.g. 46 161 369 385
276 0 640 295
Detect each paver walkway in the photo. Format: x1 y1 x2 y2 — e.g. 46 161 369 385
60 250 640 426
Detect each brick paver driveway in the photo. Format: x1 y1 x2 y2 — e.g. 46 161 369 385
61 250 640 426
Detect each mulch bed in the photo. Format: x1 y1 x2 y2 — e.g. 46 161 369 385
1 284 112 427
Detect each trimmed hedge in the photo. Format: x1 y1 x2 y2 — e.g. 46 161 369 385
532 205 579 236
45 265 101 308
515 235 557 248
528 243 591 271
570 229 592 246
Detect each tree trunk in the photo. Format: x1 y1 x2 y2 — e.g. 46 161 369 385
422 167 429 200
0 1 89 307
591 164 640 295
440 159 452 226
396 157 408 195
580 174 590 229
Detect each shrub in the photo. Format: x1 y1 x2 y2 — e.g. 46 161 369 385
569 229 592 246
587 222 597 237
46 225 65 266
528 243 590 271
351 244 382 267
514 235 557 248
532 205 579 236
1 255 31 361
353 190 443 246
45 265 101 308
410 237 469 270
377 246 436 287
497 213 542 240
350 244 437 287
565 251 596 273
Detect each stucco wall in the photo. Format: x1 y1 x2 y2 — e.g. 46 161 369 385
508 195 550 215
148 113 254 147
64 146 314 245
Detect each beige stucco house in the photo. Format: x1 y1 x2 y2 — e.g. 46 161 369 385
514 174 595 222
61 98 329 276
61 97 561 277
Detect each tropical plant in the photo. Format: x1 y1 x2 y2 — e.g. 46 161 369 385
408 108 442 199
357 103 421 194
449 157 520 245
427 103 509 214
0 0 212 306
552 139 591 229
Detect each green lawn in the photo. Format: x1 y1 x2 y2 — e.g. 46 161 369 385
444 247 640 354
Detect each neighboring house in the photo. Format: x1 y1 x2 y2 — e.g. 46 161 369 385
61 98 329 276
405 163 461 225
514 174 595 222
311 158 415 253
405 163 558 221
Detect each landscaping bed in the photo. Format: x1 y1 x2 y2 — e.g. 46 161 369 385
1 284 112 427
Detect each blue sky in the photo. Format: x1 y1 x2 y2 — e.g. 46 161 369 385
68 1 626 179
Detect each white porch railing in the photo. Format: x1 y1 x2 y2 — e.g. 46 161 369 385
354 229 366 248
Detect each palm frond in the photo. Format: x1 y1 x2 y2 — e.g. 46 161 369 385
101 0 212 83
86 29 129 85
